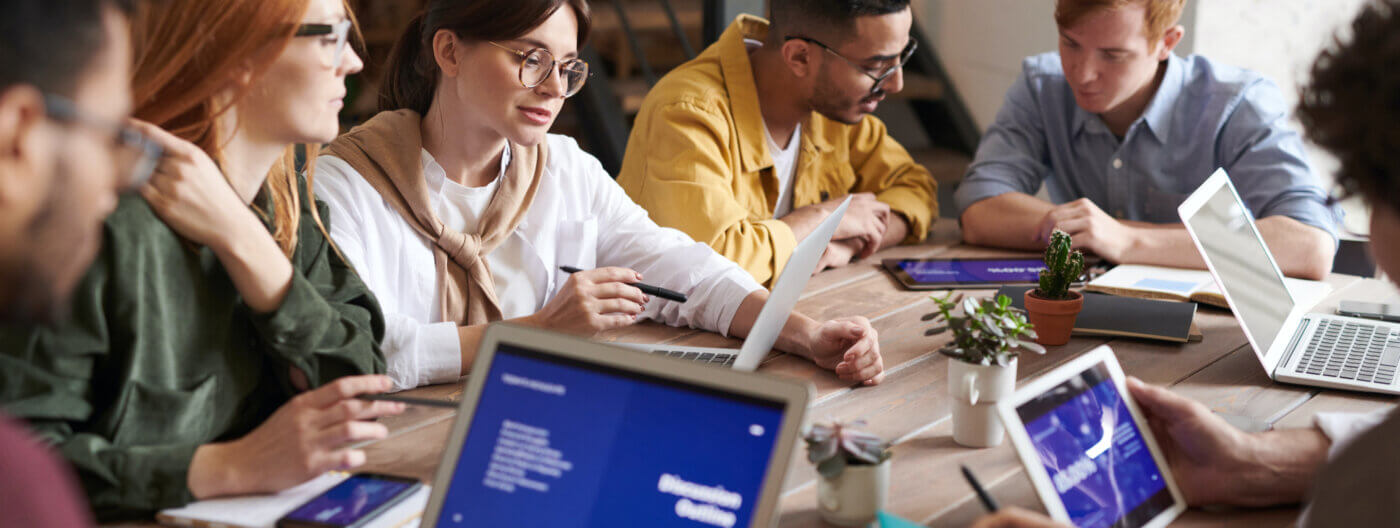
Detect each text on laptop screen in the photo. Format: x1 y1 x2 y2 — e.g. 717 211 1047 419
899 258 1046 284
1017 363 1173 528
434 344 787 528
1183 183 1294 355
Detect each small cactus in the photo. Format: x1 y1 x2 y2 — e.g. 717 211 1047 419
1036 229 1084 300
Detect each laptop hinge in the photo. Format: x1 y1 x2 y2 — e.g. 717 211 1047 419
1279 317 1312 373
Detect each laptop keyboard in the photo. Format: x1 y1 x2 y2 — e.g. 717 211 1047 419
653 349 737 366
1295 319 1400 385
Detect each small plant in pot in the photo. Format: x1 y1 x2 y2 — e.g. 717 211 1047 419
1026 229 1086 346
927 292 1045 447
804 420 892 526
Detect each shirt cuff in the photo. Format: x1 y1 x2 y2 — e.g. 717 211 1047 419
758 219 797 287
953 177 1030 218
125 442 201 512
382 313 462 391
1314 409 1389 458
876 187 935 243
248 271 334 361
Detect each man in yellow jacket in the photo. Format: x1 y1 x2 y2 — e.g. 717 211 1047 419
618 0 937 287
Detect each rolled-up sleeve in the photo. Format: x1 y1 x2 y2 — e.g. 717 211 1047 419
1218 79 1342 245
248 198 386 387
954 68 1054 216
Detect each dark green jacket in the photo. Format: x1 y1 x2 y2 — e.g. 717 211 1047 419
0 186 386 521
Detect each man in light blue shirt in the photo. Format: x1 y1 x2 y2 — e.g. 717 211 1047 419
955 0 1338 280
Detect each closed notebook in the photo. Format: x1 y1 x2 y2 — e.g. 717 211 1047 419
1084 264 1331 309
997 286 1199 343
156 473 428 528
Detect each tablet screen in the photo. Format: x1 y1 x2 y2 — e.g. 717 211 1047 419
897 258 1045 285
1015 363 1174 528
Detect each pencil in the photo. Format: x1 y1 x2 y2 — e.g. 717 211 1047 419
961 464 1000 512
357 394 458 409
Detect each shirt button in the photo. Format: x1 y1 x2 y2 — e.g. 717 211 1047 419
1112 158 1123 169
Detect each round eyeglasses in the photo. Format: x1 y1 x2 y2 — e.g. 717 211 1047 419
295 19 353 69
489 42 590 98
785 36 918 96
42 93 164 192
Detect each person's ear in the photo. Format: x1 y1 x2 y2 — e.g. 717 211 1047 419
0 85 49 220
1157 25 1185 61
432 29 461 78
780 38 817 79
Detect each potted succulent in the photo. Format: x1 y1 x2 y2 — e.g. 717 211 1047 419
804 420 892 526
1025 229 1085 346
927 292 1045 447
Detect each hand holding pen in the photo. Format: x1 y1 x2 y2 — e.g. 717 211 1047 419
516 267 661 336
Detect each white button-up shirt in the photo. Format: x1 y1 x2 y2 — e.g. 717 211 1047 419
315 134 763 389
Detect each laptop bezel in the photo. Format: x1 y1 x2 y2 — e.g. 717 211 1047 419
1177 168 1306 375
420 323 814 528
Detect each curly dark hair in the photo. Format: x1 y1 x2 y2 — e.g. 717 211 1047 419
1297 0 1400 214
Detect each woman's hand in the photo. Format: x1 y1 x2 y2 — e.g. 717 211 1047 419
187 375 404 498
524 267 650 336
130 119 263 253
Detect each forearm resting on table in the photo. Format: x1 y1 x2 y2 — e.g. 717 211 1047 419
727 289 818 359
959 193 1055 250
1234 427 1331 506
1118 217 1332 280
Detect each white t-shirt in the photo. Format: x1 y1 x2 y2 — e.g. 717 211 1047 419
765 122 801 218
427 148 541 319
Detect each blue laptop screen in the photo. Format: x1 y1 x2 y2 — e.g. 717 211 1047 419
1016 363 1173 528
434 344 787 527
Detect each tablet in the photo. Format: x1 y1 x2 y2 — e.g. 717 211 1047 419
996 346 1185 528
882 257 1047 289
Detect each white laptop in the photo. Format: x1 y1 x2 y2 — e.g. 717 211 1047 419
420 324 812 528
1179 169 1400 394
617 196 852 371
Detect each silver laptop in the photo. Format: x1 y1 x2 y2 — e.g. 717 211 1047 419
1179 169 1400 395
421 324 812 528
618 196 852 371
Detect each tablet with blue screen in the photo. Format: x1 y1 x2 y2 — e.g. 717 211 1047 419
882 257 1053 290
997 346 1185 528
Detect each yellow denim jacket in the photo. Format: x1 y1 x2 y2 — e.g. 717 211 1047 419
618 15 937 287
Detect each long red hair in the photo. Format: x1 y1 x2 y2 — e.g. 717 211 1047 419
130 0 348 256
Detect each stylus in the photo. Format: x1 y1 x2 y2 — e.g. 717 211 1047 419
357 394 458 409
961 465 1000 512
559 266 688 303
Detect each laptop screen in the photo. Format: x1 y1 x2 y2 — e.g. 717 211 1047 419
1183 180 1294 356
433 343 787 527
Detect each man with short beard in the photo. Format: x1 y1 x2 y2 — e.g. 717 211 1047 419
0 0 147 525
617 0 937 287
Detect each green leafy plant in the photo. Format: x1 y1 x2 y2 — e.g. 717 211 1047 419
1035 229 1085 300
803 420 892 479
926 292 1044 366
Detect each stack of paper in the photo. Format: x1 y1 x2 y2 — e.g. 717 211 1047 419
156 473 428 528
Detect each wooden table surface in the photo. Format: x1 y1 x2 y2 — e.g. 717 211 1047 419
127 223 1400 527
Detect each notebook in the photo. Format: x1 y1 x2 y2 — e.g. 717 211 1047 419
998 286 1200 343
1085 264 1331 309
156 472 429 528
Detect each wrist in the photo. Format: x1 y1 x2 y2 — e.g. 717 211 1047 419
206 209 263 258
188 442 241 499
777 315 821 359
1238 429 1328 505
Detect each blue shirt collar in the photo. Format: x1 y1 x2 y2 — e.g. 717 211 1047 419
1072 53 1184 142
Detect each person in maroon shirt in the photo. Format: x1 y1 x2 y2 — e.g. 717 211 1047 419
0 0 141 526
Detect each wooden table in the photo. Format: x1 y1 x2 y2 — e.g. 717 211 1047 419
260 224 1400 526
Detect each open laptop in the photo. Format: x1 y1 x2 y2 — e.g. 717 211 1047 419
1180 168 1400 395
420 324 812 528
617 195 852 371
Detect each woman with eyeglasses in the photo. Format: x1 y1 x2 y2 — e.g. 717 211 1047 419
315 0 887 390
0 0 407 520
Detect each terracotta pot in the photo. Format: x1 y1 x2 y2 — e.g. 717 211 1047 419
1024 290 1084 346
949 358 1017 447
817 459 890 526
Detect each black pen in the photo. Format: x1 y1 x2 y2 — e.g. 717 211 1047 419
961 464 1000 512
559 266 688 303
357 394 458 409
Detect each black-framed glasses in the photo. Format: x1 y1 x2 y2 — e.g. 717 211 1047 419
488 42 590 98
295 19 352 69
785 35 917 95
42 93 163 191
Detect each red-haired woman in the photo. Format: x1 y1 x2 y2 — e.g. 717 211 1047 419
0 0 402 520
